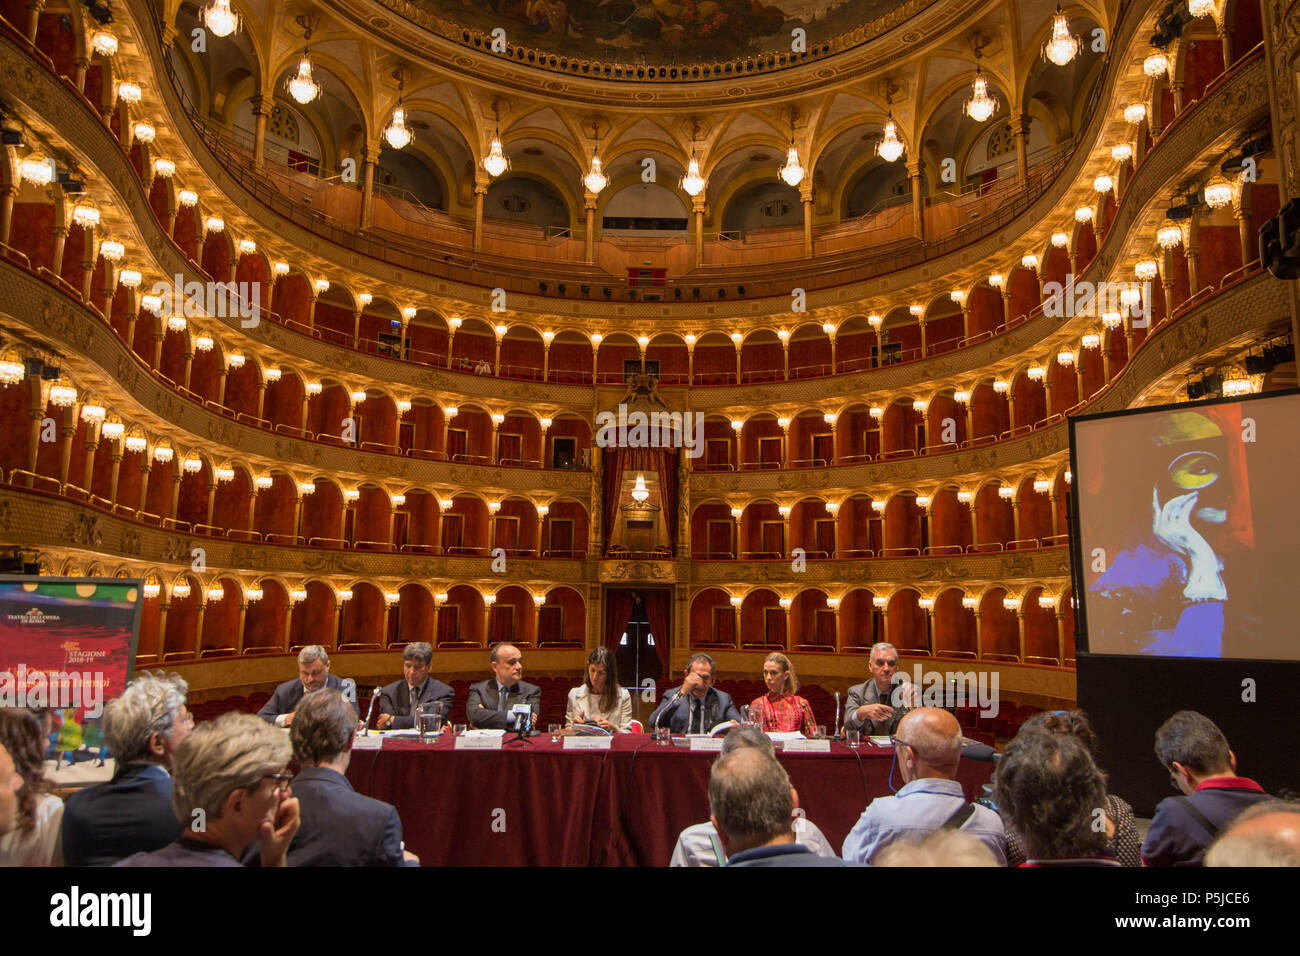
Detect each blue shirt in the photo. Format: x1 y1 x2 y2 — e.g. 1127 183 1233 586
842 777 1007 865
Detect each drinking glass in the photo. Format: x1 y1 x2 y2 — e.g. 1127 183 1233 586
847 729 861 749
816 725 828 740
655 726 672 746
417 703 443 743
453 723 467 737
548 723 561 743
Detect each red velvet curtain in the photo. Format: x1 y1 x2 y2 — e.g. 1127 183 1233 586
602 448 626 555
642 588 672 672
653 449 678 557
604 589 638 653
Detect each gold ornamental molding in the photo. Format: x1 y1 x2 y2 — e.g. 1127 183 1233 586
0 6 1260 362
687 547 1069 587
330 0 960 104
0 264 592 497
80 0 1146 321
0 487 589 585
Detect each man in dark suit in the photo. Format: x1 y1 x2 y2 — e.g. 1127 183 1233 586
279 688 417 867
843 642 916 736
256 646 355 726
466 643 541 730
647 652 741 734
63 672 193 866
710 747 850 867
375 642 455 731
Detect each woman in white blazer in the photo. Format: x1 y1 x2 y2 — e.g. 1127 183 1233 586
565 647 633 732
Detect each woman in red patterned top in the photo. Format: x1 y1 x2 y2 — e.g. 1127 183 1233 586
749 653 819 736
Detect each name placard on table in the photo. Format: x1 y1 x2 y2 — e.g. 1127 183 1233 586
563 736 613 751
454 735 504 751
783 739 831 753
352 734 383 750
688 737 725 752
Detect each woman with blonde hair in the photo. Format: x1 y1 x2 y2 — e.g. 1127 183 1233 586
749 653 819 736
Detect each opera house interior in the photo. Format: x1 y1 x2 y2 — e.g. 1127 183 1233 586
0 0 1298 870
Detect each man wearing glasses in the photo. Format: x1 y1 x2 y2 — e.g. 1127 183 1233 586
842 708 1006 865
117 713 300 867
843 643 916 737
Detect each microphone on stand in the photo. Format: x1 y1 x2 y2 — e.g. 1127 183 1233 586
655 689 685 735
506 703 535 746
362 686 384 735
832 691 843 740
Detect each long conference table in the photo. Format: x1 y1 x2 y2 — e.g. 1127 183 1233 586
345 734 995 866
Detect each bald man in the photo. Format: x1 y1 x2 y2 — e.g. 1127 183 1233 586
1205 801 1300 867
842 707 1006 865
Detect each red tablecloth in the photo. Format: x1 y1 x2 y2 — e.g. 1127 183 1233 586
345 734 994 866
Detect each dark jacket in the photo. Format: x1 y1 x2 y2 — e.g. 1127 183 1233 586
62 763 183 866
465 679 541 730
256 674 355 723
1142 776 1271 866
284 766 406 867
377 678 455 730
647 687 741 734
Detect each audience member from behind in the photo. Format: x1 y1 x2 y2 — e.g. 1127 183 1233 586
873 829 1001 867
749 653 818 736
993 732 1118 866
117 712 299 867
0 708 63 865
61 672 193 866
1005 709 1141 866
376 642 454 731
1204 799 1300 867
671 727 835 866
0 741 22 837
1143 710 1271 866
257 645 354 726
842 707 1005 865
709 747 849 867
566 646 632 732
281 688 417 866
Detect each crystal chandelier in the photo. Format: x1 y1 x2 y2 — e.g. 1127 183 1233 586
91 27 118 57
99 238 125 261
680 154 705 197
1042 5 1079 66
1094 174 1113 194
72 201 100 229
153 158 176 178
1135 259 1159 280
1188 0 1217 18
49 378 77 407
1124 103 1147 125
118 269 141 288
0 354 24 386
116 81 142 104
19 153 53 186
964 65 999 123
1204 175 1233 209
384 105 412 150
132 122 155 143
202 0 241 38
1156 218 1183 249
876 117 905 163
1111 143 1132 163
483 135 509 177
631 473 649 503
286 53 319 105
779 109 803 186
178 189 198 207
1143 49 1169 78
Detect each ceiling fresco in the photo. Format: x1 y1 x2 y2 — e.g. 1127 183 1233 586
410 0 923 62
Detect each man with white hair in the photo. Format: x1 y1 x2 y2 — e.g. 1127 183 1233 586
117 712 300 867
843 642 916 736
62 672 193 865
843 707 1006 865
1205 800 1300 867
257 646 355 727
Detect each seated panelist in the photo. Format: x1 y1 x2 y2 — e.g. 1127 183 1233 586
376 642 455 731
466 643 541 730
749 652 818 736
566 646 633 732
256 646 355 727
647 653 741 734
